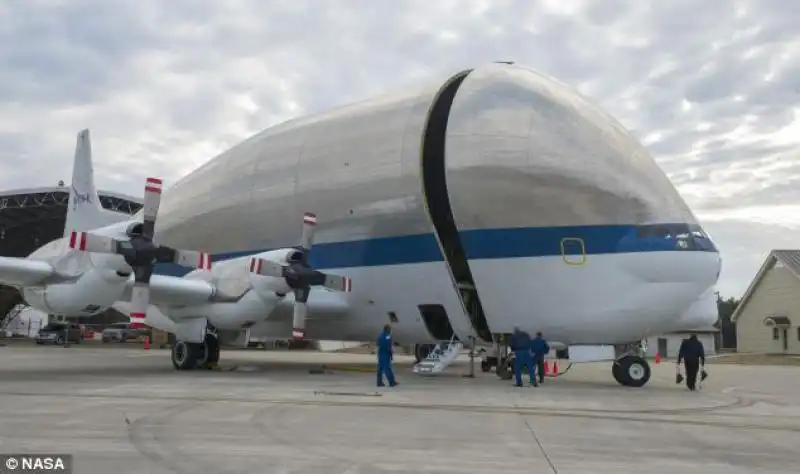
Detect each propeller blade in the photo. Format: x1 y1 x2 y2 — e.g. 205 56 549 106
292 302 307 340
248 257 285 278
299 212 316 252
129 283 150 329
141 177 163 238
291 287 310 339
322 274 352 292
134 264 155 285
172 250 212 270
68 231 121 254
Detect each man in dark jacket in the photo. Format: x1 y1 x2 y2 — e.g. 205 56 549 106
509 327 536 387
677 334 705 391
376 324 397 387
529 332 550 384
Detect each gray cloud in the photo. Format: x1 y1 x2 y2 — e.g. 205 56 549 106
1 0 799 296
703 219 800 298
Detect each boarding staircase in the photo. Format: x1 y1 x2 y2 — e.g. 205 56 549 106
1 303 25 336
0 286 23 333
412 335 463 374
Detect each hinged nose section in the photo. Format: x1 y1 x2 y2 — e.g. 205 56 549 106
420 69 494 344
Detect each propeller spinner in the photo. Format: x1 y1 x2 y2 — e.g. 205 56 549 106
68 177 212 328
248 212 352 340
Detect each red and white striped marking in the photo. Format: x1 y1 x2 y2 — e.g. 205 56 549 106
249 257 263 274
68 231 88 251
69 230 86 250
342 277 352 292
292 328 305 339
198 252 212 270
129 312 146 329
303 213 317 226
145 177 163 194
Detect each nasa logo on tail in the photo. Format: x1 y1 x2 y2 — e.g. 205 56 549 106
71 185 92 211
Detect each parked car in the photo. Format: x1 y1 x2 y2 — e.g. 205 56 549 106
102 323 147 343
81 325 97 340
36 322 83 345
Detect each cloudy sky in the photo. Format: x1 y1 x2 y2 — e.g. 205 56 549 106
0 0 798 298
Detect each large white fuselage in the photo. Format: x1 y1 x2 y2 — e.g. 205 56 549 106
103 64 724 345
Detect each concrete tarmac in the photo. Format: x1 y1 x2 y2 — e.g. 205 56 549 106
1 344 799 473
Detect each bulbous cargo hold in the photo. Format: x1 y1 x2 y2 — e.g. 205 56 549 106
153 63 717 345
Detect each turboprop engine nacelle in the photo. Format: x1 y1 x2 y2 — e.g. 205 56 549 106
168 249 301 328
19 220 144 316
22 265 129 316
244 212 353 340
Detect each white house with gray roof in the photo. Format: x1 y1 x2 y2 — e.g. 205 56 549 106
730 250 800 355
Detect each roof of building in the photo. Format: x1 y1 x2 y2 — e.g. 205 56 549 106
672 325 719 333
730 249 800 324
0 186 140 203
0 186 142 258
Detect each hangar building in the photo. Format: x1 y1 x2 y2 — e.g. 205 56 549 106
0 183 142 328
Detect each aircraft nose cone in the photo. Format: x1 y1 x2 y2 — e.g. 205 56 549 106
620 250 721 285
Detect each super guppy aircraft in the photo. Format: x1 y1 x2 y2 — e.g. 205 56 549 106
0 62 720 387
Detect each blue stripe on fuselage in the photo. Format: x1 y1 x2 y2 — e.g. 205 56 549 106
154 223 717 277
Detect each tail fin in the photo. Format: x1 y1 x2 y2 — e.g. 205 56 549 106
63 129 107 237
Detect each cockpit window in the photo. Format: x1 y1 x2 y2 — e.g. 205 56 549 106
633 223 716 252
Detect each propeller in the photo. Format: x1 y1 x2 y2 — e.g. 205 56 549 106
248 212 352 340
68 177 212 328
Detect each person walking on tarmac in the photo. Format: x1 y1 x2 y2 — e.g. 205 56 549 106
376 324 398 387
530 332 550 385
509 327 537 387
677 334 705 391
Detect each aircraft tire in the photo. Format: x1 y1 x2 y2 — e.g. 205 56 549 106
172 340 198 371
614 355 650 388
612 361 624 384
204 334 220 365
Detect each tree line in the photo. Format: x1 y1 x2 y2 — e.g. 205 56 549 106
715 295 740 349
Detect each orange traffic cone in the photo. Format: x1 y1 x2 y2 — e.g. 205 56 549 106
143 336 150 350
655 352 661 364
543 360 550 375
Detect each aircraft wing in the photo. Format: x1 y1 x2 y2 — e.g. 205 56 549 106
121 274 215 306
0 256 56 287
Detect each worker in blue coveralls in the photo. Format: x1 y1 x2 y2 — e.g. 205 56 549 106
376 324 398 387
530 332 550 385
509 326 536 387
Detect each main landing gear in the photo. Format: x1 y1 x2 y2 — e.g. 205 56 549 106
172 333 220 371
612 342 651 388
